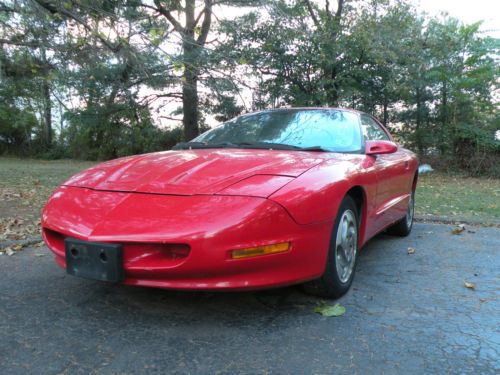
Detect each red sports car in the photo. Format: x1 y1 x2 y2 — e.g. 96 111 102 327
42 108 418 297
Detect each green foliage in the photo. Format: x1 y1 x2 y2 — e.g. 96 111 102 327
64 104 182 160
0 101 38 154
209 96 244 122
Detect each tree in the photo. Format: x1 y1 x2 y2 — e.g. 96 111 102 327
424 18 499 174
216 1 415 109
138 0 262 139
0 0 59 150
29 0 180 158
1 0 498 176
218 0 499 175
138 0 213 140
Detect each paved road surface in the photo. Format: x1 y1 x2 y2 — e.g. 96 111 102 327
0 223 499 374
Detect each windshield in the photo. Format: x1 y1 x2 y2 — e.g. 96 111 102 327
189 109 363 153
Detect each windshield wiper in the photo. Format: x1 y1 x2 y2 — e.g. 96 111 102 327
172 141 239 150
298 146 332 152
235 142 303 150
235 142 332 152
172 141 298 150
172 141 331 152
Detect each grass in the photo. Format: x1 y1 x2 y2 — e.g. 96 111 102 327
0 157 95 191
0 157 95 242
0 157 95 219
0 157 498 224
415 173 500 223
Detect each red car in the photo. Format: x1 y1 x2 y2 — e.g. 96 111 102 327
42 108 418 298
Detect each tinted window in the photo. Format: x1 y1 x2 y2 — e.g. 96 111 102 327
194 110 363 152
360 115 390 141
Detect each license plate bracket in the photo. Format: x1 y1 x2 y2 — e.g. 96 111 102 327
65 238 124 282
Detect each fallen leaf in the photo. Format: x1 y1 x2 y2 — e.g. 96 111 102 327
407 247 416 255
452 224 466 235
314 303 346 317
464 281 475 289
12 244 23 251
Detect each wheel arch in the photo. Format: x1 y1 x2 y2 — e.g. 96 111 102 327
412 170 418 191
345 185 368 246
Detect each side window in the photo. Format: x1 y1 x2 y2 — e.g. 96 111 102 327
360 115 390 141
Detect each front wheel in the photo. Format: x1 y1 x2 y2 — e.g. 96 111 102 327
303 196 359 298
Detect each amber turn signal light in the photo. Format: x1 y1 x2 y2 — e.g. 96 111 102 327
231 242 290 259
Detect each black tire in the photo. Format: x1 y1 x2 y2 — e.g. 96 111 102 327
303 196 359 298
387 191 415 237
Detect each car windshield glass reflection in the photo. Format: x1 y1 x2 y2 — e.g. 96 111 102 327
189 109 362 153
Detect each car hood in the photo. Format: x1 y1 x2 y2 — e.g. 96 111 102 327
63 149 326 196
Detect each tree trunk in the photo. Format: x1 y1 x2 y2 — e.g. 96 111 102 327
181 0 199 141
42 78 52 148
323 0 344 107
41 47 52 148
325 65 339 107
182 57 199 140
415 86 423 154
153 0 212 140
439 80 447 155
382 97 388 126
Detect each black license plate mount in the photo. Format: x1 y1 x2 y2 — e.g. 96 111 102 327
65 238 124 283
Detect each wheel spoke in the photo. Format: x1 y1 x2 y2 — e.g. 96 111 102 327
335 209 358 284
338 244 348 262
341 217 348 243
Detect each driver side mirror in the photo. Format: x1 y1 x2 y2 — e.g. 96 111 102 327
365 140 398 155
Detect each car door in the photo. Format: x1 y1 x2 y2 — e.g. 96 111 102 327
360 114 412 235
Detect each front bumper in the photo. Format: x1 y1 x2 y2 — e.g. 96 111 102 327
42 186 332 290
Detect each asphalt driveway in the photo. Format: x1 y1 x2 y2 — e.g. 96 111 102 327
0 223 499 374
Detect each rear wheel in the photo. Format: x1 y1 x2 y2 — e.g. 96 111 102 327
303 196 359 298
387 191 414 237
